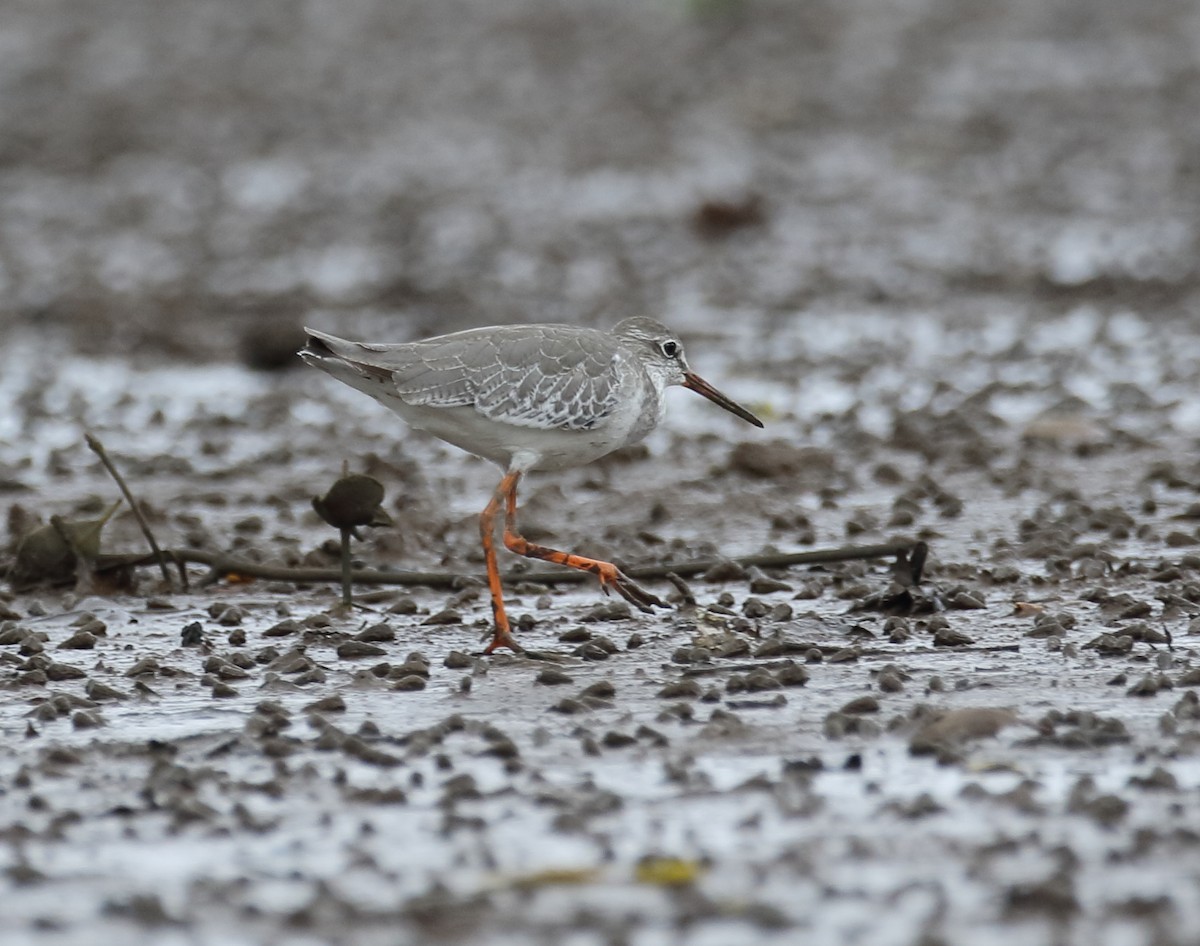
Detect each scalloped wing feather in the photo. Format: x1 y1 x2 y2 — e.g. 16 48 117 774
390 326 623 431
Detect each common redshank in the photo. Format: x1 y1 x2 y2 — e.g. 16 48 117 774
300 318 763 653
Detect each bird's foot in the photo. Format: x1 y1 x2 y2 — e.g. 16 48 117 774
595 562 667 614
482 627 525 655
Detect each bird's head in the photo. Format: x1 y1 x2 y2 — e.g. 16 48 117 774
614 317 763 428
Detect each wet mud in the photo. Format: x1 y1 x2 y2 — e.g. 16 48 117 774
4 1 1200 944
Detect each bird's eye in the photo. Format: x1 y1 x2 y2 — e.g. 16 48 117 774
660 340 679 358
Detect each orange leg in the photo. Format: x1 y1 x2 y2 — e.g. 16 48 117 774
480 472 523 654
499 472 665 614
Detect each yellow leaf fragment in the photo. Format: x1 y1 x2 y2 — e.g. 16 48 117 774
635 857 705 887
508 867 602 890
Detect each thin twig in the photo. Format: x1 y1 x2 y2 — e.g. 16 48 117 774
94 540 925 591
339 527 353 606
85 433 171 583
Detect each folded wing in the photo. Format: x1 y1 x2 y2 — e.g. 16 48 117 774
387 326 623 432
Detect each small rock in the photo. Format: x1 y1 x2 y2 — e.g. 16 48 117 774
656 679 702 699
933 629 975 647
337 641 387 659
536 668 573 686
57 631 96 650
356 623 396 643
840 696 880 715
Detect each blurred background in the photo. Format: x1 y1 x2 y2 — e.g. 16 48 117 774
2 0 1197 364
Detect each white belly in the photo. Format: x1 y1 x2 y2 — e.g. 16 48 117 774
382 398 646 472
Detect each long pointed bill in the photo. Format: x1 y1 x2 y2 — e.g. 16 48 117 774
683 372 764 428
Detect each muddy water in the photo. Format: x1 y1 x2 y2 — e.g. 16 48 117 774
4 1 1200 944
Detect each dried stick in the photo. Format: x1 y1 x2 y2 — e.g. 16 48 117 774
85 433 171 583
97 540 926 591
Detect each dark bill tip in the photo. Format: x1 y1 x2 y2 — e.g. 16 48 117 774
683 372 764 428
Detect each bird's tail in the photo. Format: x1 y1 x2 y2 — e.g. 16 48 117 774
299 328 397 393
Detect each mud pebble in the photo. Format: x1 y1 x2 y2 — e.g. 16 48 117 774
703 560 748 582
395 656 430 678
579 681 616 700
1072 792 1129 827
215 662 250 681
18 636 45 656
388 597 418 615
1126 675 1161 697
536 668 573 686
752 639 799 658
671 646 710 664
636 725 668 746
180 622 205 646
885 622 911 644
573 642 610 661
745 670 781 692
85 680 128 701
601 730 636 749
422 609 462 626
1026 620 1068 639
1173 691 1199 719
277 657 321 681
125 657 161 677
742 597 769 618
714 637 750 659
551 698 587 714
337 641 387 659
1086 633 1134 656
840 696 880 715
304 695 346 713
0 626 30 646
626 633 645 649
75 618 107 636
57 631 96 650
392 675 426 692
910 707 1017 753
557 627 591 643
656 679 702 699
45 662 86 681
823 712 878 738
747 568 792 594
727 693 788 710
263 619 300 638
877 670 904 692
72 710 103 729
776 663 809 687
948 590 986 610
214 605 246 627
1128 766 1177 791
443 651 472 669
1001 874 1079 919
210 681 238 698
581 601 632 622
343 738 401 767
31 702 59 721
227 652 255 670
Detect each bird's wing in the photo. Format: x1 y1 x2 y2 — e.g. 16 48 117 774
390 326 623 431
